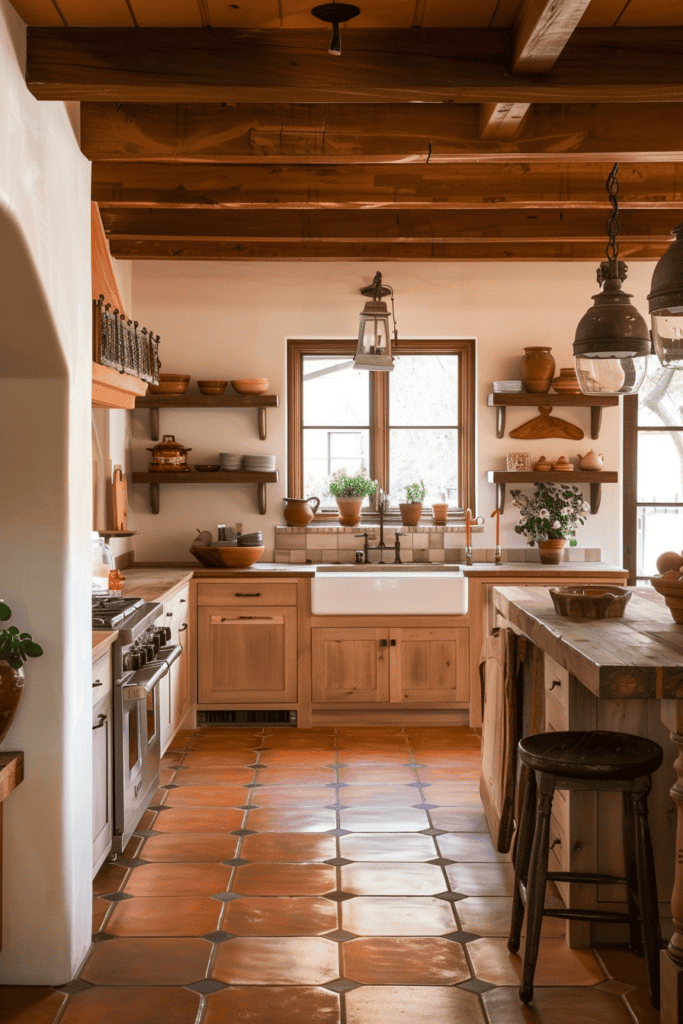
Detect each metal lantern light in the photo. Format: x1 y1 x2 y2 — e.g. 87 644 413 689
573 164 651 396
648 222 683 369
354 271 397 372
311 2 360 55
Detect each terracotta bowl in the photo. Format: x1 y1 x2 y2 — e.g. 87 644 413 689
194 464 220 472
549 585 632 619
148 374 191 395
230 378 269 395
197 380 228 395
651 575 683 623
190 545 264 568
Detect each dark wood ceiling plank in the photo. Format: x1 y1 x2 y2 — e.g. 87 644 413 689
26 27 683 103
91 161 683 209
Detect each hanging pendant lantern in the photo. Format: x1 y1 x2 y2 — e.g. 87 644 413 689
354 271 397 372
648 222 683 369
573 164 651 396
311 2 360 55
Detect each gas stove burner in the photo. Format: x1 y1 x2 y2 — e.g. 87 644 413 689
92 595 145 629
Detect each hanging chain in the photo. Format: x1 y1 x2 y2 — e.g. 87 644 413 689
605 162 620 268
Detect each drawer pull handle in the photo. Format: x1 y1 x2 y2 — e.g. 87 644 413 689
548 679 562 691
379 639 388 647
166 611 173 617
180 598 186 603
235 592 261 597
178 623 188 632
390 639 397 647
92 680 103 687
550 837 561 849
92 713 107 730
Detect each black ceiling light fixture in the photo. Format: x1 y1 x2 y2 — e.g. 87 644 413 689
573 163 651 396
311 2 361 55
648 222 683 369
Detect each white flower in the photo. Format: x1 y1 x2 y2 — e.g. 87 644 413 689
553 520 561 529
539 509 550 518
581 502 590 513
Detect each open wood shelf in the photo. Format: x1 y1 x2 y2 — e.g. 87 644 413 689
132 470 279 515
135 393 280 441
487 393 619 440
486 470 618 515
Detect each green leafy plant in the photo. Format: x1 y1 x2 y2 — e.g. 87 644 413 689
510 482 589 546
0 601 43 670
404 480 426 504
328 467 379 500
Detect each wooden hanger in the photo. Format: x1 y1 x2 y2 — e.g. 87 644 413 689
509 405 584 441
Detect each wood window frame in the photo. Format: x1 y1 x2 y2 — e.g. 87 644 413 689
287 338 476 519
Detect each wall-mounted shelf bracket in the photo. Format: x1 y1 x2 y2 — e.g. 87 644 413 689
488 393 618 440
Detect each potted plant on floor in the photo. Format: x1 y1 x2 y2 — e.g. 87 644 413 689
0 599 43 743
400 480 426 527
510 482 589 564
328 467 378 526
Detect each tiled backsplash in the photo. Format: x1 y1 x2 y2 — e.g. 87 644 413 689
274 526 601 564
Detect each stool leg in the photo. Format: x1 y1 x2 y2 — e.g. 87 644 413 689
632 779 661 1010
509 767 536 954
622 790 644 958
520 772 554 1004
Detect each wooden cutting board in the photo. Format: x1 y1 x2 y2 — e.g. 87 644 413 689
112 465 128 531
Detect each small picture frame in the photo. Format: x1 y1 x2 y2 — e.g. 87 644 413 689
507 452 530 471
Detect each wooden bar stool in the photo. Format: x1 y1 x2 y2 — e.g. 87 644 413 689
508 730 663 1007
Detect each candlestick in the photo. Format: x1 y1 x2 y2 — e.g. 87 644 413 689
490 508 500 546
465 507 472 548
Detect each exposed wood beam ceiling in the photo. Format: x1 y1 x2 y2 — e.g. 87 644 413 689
15 0 683 261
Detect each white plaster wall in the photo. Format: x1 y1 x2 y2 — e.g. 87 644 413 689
131 261 655 567
0 0 92 984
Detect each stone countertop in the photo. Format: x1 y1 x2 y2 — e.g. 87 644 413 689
92 630 118 659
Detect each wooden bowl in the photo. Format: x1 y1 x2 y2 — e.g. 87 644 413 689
194 464 220 472
549 585 632 619
651 575 683 623
197 380 228 395
230 378 269 395
148 374 191 395
190 545 264 568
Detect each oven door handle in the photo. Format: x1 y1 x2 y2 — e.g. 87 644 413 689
156 643 182 673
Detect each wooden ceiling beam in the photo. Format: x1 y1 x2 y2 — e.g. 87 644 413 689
91 162 683 210
82 102 683 164
26 27 683 104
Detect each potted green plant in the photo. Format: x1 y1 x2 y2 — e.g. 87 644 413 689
400 480 426 527
0 599 43 744
510 482 589 564
328 467 378 526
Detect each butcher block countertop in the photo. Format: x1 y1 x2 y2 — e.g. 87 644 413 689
492 585 683 700
92 630 118 659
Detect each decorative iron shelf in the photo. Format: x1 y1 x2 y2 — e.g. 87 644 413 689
133 471 279 516
486 471 619 515
135 393 279 441
487 393 619 440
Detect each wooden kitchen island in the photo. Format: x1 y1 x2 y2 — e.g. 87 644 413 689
491 585 683 1024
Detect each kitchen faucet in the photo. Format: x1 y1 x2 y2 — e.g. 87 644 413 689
356 488 403 564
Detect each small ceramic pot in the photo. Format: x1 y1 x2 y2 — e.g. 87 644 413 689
551 367 582 394
432 503 449 524
147 434 192 472
336 498 364 527
0 661 24 745
538 538 566 564
400 502 423 527
578 450 604 471
533 456 553 472
552 456 573 472
520 347 556 394
283 496 320 526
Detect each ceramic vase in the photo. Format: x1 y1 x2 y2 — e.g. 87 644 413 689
336 498 364 527
400 502 423 527
520 347 556 394
432 503 449 525
283 496 320 526
538 538 566 564
0 661 24 745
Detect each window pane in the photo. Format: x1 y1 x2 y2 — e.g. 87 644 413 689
637 432 683 503
390 355 459 426
637 506 683 577
389 429 459 507
638 363 683 427
303 356 369 427
303 428 370 504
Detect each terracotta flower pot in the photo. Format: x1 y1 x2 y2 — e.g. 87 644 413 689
432 503 449 525
520 346 556 394
0 661 24 744
400 502 423 527
538 538 567 564
336 498 364 527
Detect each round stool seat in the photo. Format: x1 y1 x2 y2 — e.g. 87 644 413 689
519 730 663 780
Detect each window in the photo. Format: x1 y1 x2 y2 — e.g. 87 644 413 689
287 339 476 515
623 363 683 582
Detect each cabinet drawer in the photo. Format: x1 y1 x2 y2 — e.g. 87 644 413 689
545 686 569 733
92 650 112 704
171 585 190 622
544 656 569 711
198 581 298 607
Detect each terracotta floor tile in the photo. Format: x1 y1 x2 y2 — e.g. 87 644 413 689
430 808 489 832
436 832 508 862
406 726 478 741
246 808 337 832
338 767 419 784
58 987 201 1024
337 785 421 807
80 936 212 985
182 751 260 767
175 767 255 785
593 947 650 987
0 986 67 1024
221 895 338 935
341 896 456 935
622 984 661 1024
341 862 447 896
253 767 337 785
233 862 336 895
455 896 565 938
203 986 340 1024
212 936 339 985
339 808 430 832
342 936 470 985
160 752 185 768
340 833 438 861
163 785 250 806
337 727 407 738
445 862 516 896
104 896 222 936
92 861 128 896
481 985 636 1024
345 985 486 1024
261 737 336 750
121 835 144 859
152 807 245 833
412 749 480 765
92 897 111 932
240 832 336 862
417 766 481 782
336 749 413 765
158 768 176 785
193 734 264 748
337 743 410 753
140 832 238 862
468 936 605 987
259 750 337 766
124 862 232 896
249 786 338 807
423 783 481 805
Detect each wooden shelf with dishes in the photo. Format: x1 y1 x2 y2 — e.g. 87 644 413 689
132 470 279 516
486 471 618 515
135 393 280 441
487 393 619 440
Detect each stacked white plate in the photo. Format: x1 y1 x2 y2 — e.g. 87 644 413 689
493 380 524 393
243 455 276 472
219 453 243 471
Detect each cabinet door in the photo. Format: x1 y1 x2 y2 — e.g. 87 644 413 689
198 605 297 704
158 666 172 754
391 627 470 703
92 691 113 876
169 619 190 733
312 628 390 704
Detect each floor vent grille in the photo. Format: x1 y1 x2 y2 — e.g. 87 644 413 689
197 710 296 727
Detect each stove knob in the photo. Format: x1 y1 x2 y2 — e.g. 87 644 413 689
124 650 142 671
161 626 172 643
141 643 156 662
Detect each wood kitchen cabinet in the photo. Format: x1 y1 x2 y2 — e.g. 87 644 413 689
312 628 391 704
160 584 191 753
92 688 113 877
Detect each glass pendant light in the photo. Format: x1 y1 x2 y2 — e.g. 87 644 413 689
648 222 683 369
573 164 651 395
354 271 397 372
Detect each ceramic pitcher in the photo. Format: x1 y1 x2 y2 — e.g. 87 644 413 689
578 450 604 471
283 496 320 526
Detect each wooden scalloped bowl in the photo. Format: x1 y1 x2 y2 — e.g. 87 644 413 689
190 544 264 568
